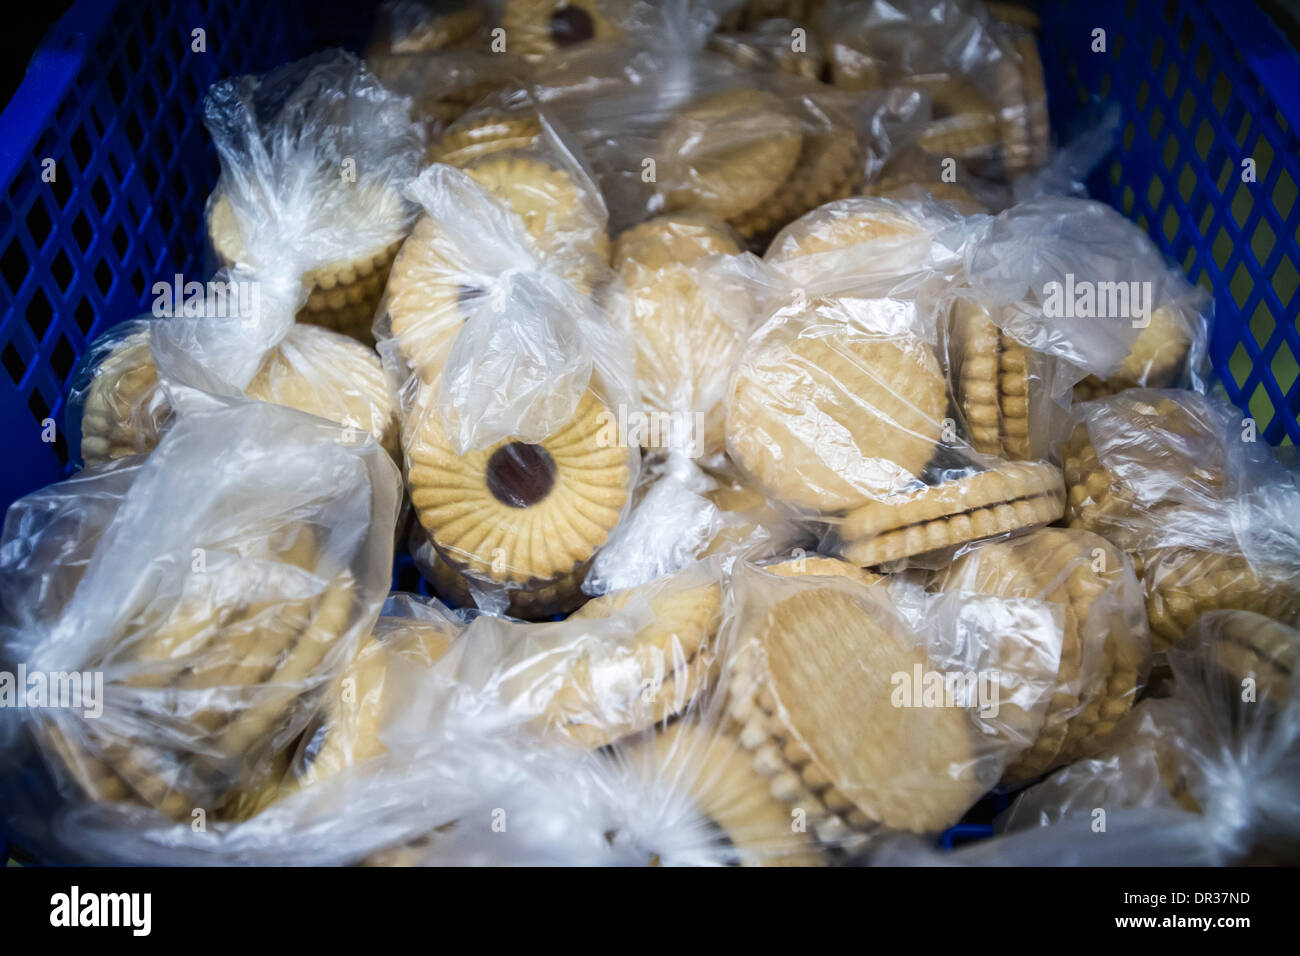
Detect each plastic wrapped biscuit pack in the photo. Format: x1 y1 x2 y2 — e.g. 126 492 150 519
2 0 1298 869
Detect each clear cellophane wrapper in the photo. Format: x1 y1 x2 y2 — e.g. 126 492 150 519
960 197 1211 396
1059 388 1300 647
510 22 867 239
872 610 1300 865
817 0 1048 178
727 195 1066 572
375 116 640 615
0 401 404 863
66 281 402 468
202 50 425 343
365 47 530 143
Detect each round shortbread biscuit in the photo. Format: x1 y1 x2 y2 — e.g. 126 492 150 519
1199 610 1298 707
52 533 358 821
1142 548 1300 652
616 719 827 866
613 215 746 458
950 299 1003 454
79 325 398 465
405 385 631 591
729 585 983 836
462 154 611 277
501 0 624 59
840 460 1062 541
1073 306 1194 401
290 616 457 793
78 328 172 466
763 198 922 263
939 529 1147 783
429 113 544 168
726 306 948 512
659 89 804 223
763 554 882 586
207 189 406 345
729 120 864 245
244 323 399 460
539 576 723 748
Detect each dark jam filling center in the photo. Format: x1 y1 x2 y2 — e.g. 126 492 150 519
549 5 595 46
486 442 557 508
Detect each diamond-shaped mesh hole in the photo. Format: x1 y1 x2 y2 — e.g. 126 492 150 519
1271 341 1299 395
1148 105 1165 141
51 335 76 383
69 125 91 172
1229 341 1252 388
1162 134 1179 170
25 201 51 251
1195 119 1214 159
1275 256 1299 308
72 211 93 252
1163 63 1179 99
1273 168 1297 220
1178 163 1197 202
1149 34 1164 70
1230 183 1253 229
1250 301 1276 349
27 389 50 427
51 249 74 292
1178 90 1196 127
1251 218 1276 268
1247 382 1275 432
1212 72 1232 115
1194 43 1213 82
75 297 96 336
1212 225 1233 270
94 259 113 296
2 343 25 386
28 288 53 339
1162 206 1180 243
1147 175 1165 209
1 240 26 294
91 177 112 216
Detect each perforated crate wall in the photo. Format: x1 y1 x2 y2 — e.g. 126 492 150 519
0 0 318 510
1040 0 1300 445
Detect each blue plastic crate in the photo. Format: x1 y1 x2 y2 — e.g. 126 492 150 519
0 0 1298 861
1039 0 1300 445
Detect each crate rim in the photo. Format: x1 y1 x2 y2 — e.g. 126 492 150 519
0 0 126 194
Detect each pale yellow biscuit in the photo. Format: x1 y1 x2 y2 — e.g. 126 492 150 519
539 576 723 748
207 190 405 345
838 463 1065 568
614 215 745 458
727 306 948 512
617 720 826 865
1142 548 1300 652
659 89 804 224
728 585 983 837
938 529 1147 783
501 0 624 59
406 386 631 601
78 328 172 465
244 323 399 460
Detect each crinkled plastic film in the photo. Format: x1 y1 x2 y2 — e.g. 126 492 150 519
0 402 404 863
882 610 1299 865
1060 389 1300 650
203 50 425 345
